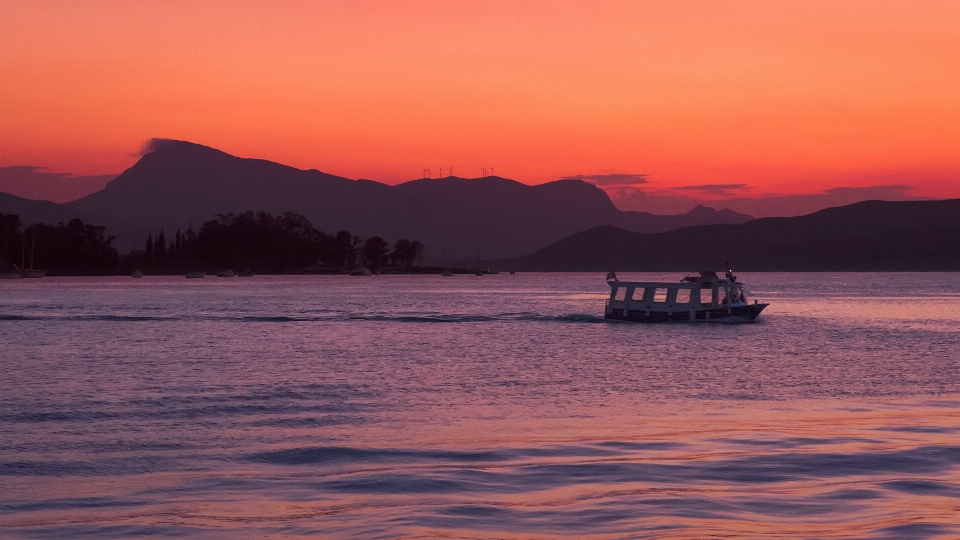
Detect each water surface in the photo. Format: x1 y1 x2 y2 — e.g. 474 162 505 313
2 273 959 538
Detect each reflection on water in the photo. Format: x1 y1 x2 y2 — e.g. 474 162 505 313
1 273 960 538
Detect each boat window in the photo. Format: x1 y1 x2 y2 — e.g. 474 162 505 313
699 288 712 306
614 287 626 301
653 288 668 303
675 289 692 304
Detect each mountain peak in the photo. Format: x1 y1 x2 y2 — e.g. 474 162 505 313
141 138 226 157
685 204 753 221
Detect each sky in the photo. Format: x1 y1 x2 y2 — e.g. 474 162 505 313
2 0 960 215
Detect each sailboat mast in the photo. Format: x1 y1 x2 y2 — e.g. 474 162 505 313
30 226 35 270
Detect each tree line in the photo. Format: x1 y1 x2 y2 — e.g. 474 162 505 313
0 214 119 275
0 211 424 275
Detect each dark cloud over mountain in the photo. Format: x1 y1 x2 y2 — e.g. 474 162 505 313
602 182 928 218
562 173 648 186
0 166 117 204
672 184 751 195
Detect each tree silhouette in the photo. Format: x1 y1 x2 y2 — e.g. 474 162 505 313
332 230 358 268
0 214 24 271
17 218 118 274
0 211 427 275
361 236 389 271
184 211 330 271
391 239 425 268
155 230 167 266
144 233 154 269
173 229 182 258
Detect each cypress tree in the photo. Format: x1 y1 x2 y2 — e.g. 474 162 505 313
155 230 166 268
145 233 154 269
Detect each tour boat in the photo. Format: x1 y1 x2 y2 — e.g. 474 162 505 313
604 269 768 323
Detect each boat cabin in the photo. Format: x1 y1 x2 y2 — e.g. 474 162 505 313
605 270 765 323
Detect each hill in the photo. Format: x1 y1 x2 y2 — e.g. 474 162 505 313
498 199 960 271
0 139 750 261
0 192 94 228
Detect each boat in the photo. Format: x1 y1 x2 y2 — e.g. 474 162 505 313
217 269 236 277
18 227 44 278
604 268 768 323
441 270 453 277
185 271 205 278
131 270 143 278
0 268 21 279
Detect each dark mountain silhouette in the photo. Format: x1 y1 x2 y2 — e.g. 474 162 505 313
4 140 752 261
0 192 93 227
498 199 960 271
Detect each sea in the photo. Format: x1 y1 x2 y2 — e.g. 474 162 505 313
1 272 959 538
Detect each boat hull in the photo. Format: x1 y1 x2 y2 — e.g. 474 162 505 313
604 303 768 323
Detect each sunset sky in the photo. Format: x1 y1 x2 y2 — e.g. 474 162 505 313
2 0 959 214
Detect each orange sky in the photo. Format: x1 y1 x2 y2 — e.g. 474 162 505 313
2 0 960 201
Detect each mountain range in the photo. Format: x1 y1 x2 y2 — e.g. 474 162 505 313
0 140 752 263
499 199 960 271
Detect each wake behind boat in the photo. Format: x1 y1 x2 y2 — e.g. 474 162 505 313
604 269 768 323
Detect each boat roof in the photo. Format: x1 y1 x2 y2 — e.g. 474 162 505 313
608 280 734 288
606 270 741 289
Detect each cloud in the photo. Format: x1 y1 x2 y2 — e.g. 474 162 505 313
606 183 930 218
0 166 116 203
562 173 647 186
671 183 751 195
139 138 183 155
823 184 913 197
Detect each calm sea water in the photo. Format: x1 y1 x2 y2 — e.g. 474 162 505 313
2 273 960 538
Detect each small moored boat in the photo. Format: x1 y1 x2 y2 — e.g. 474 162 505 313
605 268 768 323
217 269 236 277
